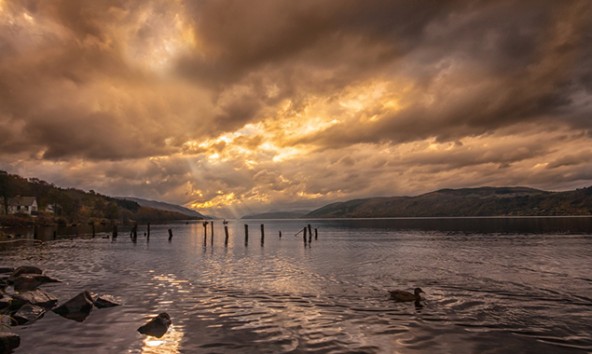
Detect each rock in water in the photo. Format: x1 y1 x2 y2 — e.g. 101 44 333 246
93 294 121 308
13 275 60 292
0 314 15 327
53 291 94 322
0 295 12 311
12 289 58 308
12 304 46 325
137 313 172 338
0 332 20 353
11 266 43 278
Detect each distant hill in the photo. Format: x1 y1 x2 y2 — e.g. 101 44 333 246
306 186 592 218
242 210 308 219
0 170 202 223
121 197 207 219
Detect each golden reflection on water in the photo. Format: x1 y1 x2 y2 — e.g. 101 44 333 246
141 325 184 354
140 273 189 353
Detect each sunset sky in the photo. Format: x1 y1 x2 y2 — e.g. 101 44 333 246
1 1 591 217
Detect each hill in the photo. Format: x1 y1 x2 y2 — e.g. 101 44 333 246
0 170 203 224
242 210 308 219
120 197 207 219
305 186 592 218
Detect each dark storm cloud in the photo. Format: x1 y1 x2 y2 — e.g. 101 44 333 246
282 0 592 148
179 0 458 82
2 0 590 160
0 0 211 160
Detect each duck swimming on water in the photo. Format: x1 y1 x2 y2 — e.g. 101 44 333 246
389 287 425 302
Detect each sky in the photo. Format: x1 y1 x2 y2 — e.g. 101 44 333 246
1 0 591 218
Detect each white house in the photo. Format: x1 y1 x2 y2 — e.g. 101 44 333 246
7 196 38 216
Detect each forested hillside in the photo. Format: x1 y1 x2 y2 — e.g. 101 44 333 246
0 171 200 223
306 187 592 218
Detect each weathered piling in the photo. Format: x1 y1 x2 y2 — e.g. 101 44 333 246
203 227 207 247
308 227 312 243
112 225 118 238
315 228 318 240
244 224 249 246
307 224 312 238
90 222 95 238
132 223 138 242
168 228 173 241
33 225 38 239
203 222 208 238
147 223 151 240
53 230 57 240
224 225 229 246
279 231 282 239
260 224 265 246
303 227 307 245
211 221 214 244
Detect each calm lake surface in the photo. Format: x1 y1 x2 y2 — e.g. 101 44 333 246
2 217 592 353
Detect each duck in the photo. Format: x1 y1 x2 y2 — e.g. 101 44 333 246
389 287 425 302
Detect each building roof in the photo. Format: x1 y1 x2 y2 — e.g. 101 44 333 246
8 196 37 207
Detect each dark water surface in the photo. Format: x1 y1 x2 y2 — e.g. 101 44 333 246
2 218 592 353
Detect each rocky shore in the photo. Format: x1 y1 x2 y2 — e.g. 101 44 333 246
0 265 120 352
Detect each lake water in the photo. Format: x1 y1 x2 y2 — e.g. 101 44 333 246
2 218 592 353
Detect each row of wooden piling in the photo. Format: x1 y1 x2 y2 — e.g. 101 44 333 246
194 221 321 247
51 221 318 247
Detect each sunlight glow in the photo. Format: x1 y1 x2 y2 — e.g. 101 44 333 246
125 6 196 74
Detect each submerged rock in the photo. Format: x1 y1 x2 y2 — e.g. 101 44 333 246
12 289 58 308
0 295 12 311
137 313 171 338
92 294 121 309
13 275 60 292
0 314 15 326
0 332 20 353
53 291 94 322
12 304 46 325
11 266 42 278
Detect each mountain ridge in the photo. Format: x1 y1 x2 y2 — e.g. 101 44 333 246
306 186 592 218
119 197 207 219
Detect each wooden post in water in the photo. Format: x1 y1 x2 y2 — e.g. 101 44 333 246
168 228 173 241
112 224 118 238
224 225 229 246
279 231 282 239
132 223 138 243
244 224 249 246
307 224 312 238
211 221 214 245
308 227 312 244
147 222 151 240
314 228 318 240
303 227 307 245
33 224 38 239
260 224 265 246
53 230 57 240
